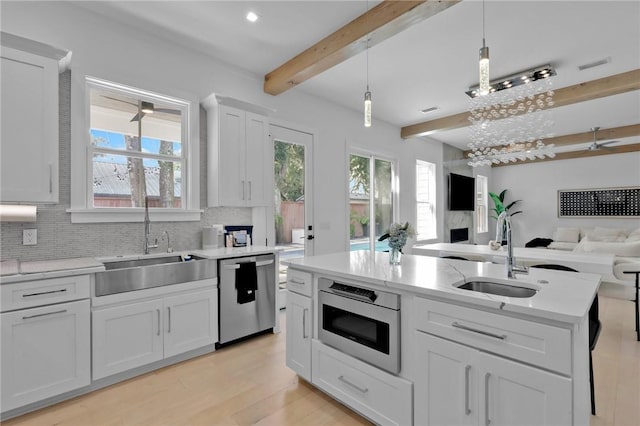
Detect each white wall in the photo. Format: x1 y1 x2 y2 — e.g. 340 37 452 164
491 153 640 247
1 1 442 258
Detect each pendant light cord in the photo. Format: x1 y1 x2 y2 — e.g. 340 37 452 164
482 0 486 47
366 0 370 91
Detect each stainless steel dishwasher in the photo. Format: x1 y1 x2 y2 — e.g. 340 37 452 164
218 254 276 344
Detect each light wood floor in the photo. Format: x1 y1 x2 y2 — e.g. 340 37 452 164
4 295 638 426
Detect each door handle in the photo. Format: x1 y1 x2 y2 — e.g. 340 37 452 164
465 365 471 415
157 309 161 336
22 309 67 320
248 181 252 200
307 235 314 240
167 306 171 333
302 308 308 339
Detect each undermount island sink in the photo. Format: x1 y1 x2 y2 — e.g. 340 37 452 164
95 254 217 297
455 278 538 298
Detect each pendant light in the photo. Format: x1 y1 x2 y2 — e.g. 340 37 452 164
364 1 372 127
478 0 490 96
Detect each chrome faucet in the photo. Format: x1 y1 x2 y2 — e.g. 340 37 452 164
161 230 173 253
496 211 528 279
144 197 158 254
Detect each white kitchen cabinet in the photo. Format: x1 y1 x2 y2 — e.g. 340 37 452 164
0 40 66 203
286 290 312 381
205 101 270 207
414 332 572 426
92 289 217 380
1 299 90 412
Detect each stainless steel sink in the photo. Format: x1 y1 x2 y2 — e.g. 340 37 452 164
95 255 217 296
456 281 537 298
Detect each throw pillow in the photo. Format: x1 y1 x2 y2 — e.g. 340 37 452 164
586 227 628 242
553 227 580 243
626 228 640 242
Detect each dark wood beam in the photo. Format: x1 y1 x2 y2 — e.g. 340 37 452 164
401 69 640 139
264 0 461 96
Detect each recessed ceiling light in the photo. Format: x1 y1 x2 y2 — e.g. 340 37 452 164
246 11 258 22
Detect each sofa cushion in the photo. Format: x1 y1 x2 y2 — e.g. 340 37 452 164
574 239 640 257
553 227 580 243
585 227 629 242
548 241 578 251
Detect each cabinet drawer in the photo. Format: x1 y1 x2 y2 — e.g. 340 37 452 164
414 297 571 375
1 275 91 312
286 269 312 297
312 340 412 426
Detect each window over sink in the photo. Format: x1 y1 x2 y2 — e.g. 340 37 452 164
69 77 201 222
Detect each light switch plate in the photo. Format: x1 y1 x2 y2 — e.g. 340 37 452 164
23 229 37 245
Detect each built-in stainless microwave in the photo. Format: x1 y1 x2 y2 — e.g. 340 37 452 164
317 277 400 374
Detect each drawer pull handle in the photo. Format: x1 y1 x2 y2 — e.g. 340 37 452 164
485 373 491 426
302 308 308 339
452 322 507 340
465 365 471 415
23 309 67 320
338 375 368 394
289 279 305 285
23 288 67 297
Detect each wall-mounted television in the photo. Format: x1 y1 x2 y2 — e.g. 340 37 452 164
448 173 475 211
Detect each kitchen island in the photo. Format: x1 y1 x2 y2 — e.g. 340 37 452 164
283 250 600 426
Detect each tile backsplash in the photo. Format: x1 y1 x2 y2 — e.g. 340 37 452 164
0 71 252 262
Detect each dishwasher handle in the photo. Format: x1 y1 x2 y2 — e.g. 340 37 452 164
222 259 274 270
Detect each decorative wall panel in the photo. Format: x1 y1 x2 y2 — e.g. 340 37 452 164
558 187 640 218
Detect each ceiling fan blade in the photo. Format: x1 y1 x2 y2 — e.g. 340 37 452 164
598 140 620 147
103 95 138 107
130 112 146 122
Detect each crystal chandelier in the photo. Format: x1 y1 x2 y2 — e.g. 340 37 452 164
466 66 557 167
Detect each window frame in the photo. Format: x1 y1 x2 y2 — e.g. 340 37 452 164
68 76 201 223
416 159 437 241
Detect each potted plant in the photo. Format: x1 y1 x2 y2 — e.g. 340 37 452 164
489 190 522 245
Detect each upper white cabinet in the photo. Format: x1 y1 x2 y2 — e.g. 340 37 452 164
202 95 272 207
0 33 69 203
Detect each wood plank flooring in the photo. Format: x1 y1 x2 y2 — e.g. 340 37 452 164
4 295 638 426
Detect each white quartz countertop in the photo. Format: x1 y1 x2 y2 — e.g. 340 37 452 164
283 251 600 324
1 246 278 284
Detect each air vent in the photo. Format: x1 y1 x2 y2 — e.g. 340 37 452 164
578 57 610 71
420 106 439 114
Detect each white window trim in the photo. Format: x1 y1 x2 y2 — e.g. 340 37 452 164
416 159 437 241
68 76 201 223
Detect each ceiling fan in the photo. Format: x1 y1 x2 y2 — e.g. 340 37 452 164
587 127 621 151
102 95 181 122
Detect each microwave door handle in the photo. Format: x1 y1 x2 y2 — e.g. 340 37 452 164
329 288 374 304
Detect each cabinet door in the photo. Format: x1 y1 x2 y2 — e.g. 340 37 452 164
414 332 477 426
1 300 90 412
0 46 58 203
217 105 246 205
244 111 269 206
286 290 312 381
92 299 164 380
482 352 572 426
163 289 217 358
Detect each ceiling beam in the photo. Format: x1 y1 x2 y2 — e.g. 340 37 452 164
462 123 640 158
492 143 640 167
264 0 461 96
401 68 640 139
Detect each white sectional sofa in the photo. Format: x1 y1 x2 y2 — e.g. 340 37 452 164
548 227 640 283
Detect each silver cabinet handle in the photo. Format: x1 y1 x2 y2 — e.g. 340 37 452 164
23 288 67 297
302 308 308 339
167 306 171 333
485 373 491 426
452 322 507 340
23 309 66 320
465 365 471 415
248 181 252 200
49 163 53 193
289 279 305 285
338 375 368 394
157 309 161 336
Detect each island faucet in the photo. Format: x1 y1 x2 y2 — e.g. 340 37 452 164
496 211 528 279
144 197 158 255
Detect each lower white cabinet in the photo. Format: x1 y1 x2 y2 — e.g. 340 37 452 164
414 332 572 426
312 340 413 426
285 290 311 381
92 289 217 380
1 299 90 412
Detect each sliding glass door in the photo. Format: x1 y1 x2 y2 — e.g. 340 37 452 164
349 153 395 252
